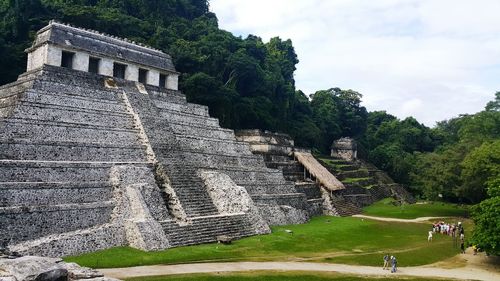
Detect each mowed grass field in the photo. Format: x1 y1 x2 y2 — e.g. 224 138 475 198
65 215 469 269
362 198 469 219
125 271 455 281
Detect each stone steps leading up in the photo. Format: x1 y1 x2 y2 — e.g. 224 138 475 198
242 150 326 217
161 213 255 247
295 182 322 199
160 165 220 217
131 87 310 225
331 196 362 216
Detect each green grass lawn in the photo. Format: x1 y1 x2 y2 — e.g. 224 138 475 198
125 271 455 281
362 198 469 219
65 216 465 268
340 177 371 183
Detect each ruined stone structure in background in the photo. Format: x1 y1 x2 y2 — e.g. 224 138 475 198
236 130 415 216
0 21 310 257
331 137 358 161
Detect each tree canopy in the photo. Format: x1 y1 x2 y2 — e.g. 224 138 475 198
1 0 499 255
0 0 499 206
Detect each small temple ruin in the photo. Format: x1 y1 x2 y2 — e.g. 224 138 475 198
0 22 413 257
331 137 358 161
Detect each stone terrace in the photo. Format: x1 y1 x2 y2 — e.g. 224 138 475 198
0 22 310 257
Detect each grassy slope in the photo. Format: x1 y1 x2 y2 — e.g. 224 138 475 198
65 216 465 268
125 271 454 281
362 198 469 219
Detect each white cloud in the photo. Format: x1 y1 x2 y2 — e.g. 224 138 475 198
400 98 423 117
210 0 500 126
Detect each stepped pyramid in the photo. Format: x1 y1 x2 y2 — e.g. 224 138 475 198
327 137 415 209
236 131 415 217
0 21 309 257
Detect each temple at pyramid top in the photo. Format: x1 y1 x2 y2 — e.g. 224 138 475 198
25 20 179 90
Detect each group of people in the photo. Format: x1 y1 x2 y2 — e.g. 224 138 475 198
431 221 463 237
428 221 464 242
380 221 473 273
382 254 397 273
427 221 467 254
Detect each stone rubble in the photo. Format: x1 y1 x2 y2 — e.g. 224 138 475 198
0 256 120 281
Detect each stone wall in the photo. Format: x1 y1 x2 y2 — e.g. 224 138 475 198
236 129 335 218
0 64 311 256
25 21 179 90
0 22 315 257
235 129 294 155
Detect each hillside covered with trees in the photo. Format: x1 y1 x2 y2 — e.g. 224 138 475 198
1 0 498 254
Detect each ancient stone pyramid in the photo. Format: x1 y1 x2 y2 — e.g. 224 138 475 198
0 21 310 257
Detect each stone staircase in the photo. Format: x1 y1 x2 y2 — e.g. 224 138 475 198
330 194 362 216
137 86 310 226
161 213 256 247
158 164 220 217
0 65 312 255
252 152 325 217
317 155 415 209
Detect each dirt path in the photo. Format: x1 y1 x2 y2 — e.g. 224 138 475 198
100 252 500 281
100 261 498 280
352 214 449 223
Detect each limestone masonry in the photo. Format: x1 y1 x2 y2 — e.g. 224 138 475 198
0 21 311 257
236 131 415 216
0 22 413 257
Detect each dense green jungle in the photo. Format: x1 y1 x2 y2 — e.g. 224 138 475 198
0 0 498 255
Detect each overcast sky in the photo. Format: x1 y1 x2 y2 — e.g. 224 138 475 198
210 0 500 126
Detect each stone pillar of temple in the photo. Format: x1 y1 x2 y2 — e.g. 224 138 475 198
166 73 179 90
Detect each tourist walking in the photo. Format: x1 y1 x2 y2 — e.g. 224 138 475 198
383 254 389 270
428 230 433 242
391 256 397 273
